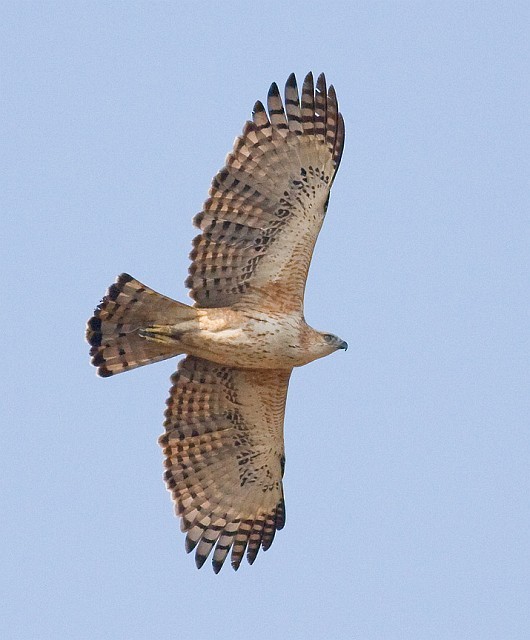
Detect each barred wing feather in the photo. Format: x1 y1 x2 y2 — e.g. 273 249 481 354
186 72 345 311
160 356 290 572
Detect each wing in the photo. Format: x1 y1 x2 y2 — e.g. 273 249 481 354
160 356 291 572
186 72 345 311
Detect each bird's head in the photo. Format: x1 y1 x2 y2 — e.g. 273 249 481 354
318 332 348 356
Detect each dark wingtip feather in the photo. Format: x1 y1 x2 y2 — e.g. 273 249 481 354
212 560 223 574
91 352 105 367
267 81 280 99
185 536 198 554
253 100 266 115
107 283 120 301
97 366 113 378
286 72 297 88
116 272 133 287
195 553 207 569
87 316 102 333
86 316 102 346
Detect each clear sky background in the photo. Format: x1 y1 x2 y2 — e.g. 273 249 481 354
1 2 528 639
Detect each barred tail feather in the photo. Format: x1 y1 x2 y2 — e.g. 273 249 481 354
86 273 197 377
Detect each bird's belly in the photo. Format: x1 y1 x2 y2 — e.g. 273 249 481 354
182 313 307 369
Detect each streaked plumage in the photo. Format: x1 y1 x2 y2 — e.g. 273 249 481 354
87 72 346 572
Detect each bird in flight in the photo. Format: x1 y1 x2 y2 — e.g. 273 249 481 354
86 72 346 572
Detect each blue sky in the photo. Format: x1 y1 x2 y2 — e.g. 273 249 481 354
1 2 528 638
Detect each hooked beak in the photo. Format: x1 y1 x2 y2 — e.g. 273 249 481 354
339 340 348 351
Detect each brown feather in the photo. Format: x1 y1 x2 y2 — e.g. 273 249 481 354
160 356 290 572
187 72 345 311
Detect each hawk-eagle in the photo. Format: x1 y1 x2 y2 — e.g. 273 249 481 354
87 72 346 572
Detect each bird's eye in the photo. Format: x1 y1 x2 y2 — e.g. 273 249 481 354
323 334 334 343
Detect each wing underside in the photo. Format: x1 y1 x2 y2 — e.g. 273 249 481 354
160 356 291 572
186 72 345 311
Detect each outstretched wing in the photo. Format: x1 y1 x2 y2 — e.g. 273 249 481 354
186 72 344 311
160 356 291 572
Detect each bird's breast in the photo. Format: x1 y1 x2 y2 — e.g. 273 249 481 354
183 309 310 369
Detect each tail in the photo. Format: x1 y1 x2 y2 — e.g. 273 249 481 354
86 273 198 377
